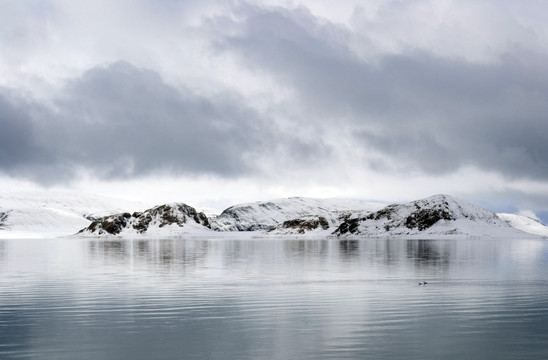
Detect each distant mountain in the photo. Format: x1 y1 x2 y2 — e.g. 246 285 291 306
0 191 145 238
497 213 548 237
2 191 546 238
333 194 525 237
77 203 211 237
210 197 384 232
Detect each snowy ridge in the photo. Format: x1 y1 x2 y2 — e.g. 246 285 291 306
77 203 211 237
497 213 548 237
1 192 546 238
210 197 385 232
0 191 145 238
334 194 525 238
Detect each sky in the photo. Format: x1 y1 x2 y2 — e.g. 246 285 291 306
1 0 548 219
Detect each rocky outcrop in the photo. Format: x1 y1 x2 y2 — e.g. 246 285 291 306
0 211 8 229
271 216 331 235
78 203 210 236
210 197 383 232
334 194 512 237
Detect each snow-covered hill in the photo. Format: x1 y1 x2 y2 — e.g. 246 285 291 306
1 192 545 239
77 203 211 237
334 194 526 238
0 191 146 238
497 213 548 236
210 197 385 232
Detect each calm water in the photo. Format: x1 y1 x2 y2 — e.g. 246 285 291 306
0 237 547 359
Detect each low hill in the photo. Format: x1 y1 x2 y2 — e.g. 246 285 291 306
77 203 211 237
333 194 525 238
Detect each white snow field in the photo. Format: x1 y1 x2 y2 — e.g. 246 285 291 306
497 213 548 237
0 191 146 238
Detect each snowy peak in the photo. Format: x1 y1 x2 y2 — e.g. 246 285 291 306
406 194 502 225
210 197 384 232
335 194 512 237
78 203 211 236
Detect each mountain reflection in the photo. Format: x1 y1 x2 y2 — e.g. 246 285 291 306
406 240 452 265
339 240 360 259
87 239 212 271
0 240 6 263
82 238 464 277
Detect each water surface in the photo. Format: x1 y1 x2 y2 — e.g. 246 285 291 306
0 237 547 359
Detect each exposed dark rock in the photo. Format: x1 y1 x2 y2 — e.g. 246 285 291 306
0 211 8 228
334 194 503 236
78 203 210 235
100 214 128 235
366 205 398 221
279 216 330 234
318 216 329 229
405 208 453 231
133 214 152 233
335 217 364 235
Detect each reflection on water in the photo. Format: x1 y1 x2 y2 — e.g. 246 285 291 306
0 237 547 360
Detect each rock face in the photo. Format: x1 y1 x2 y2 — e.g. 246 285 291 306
0 211 8 229
78 203 210 236
275 216 331 235
334 194 513 237
210 197 383 232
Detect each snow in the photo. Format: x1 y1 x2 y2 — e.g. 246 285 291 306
76 203 211 238
335 194 531 238
497 213 548 237
0 191 546 239
0 191 146 238
210 197 385 231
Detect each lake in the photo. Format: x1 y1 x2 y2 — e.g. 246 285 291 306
0 237 547 359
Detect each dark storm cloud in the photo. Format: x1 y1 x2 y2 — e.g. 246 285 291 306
0 92 37 169
217 6 548 179
0 61 325 183
0 91 64 182
51 61 257 177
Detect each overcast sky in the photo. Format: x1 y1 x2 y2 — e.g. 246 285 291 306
2 0 548 218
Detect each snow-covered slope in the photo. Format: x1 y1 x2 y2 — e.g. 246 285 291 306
210 197 385 232
0 191 146 238
497 213 548 237
77 203 211 237
1 191 543 239
334 194 525 238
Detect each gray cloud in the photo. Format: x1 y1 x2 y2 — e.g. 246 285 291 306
216 5 548 180
3 0 548 207
0 93 36 169
0 61 326 183
51 61 258 178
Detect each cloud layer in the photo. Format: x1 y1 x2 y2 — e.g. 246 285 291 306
217 5 548 179
2 0 548 213
1 61 326 183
